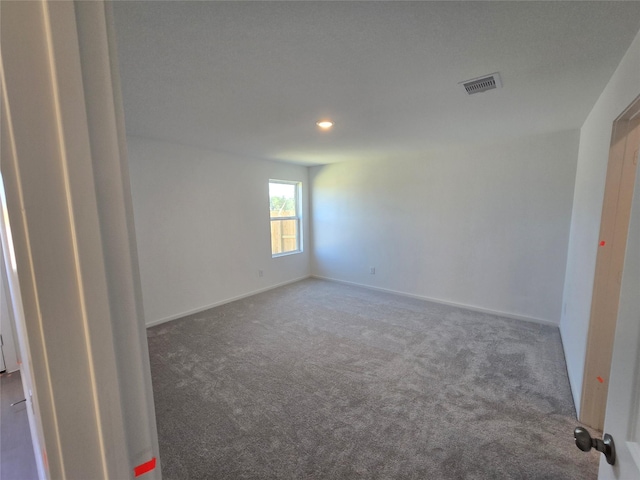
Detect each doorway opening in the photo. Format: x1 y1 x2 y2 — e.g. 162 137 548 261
1 170 46 479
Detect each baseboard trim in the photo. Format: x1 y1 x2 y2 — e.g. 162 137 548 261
146 274 558 329
311 275 558 327
559 324 582 417
145 275 312 328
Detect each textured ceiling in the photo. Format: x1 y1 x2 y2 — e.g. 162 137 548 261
113 1 640 166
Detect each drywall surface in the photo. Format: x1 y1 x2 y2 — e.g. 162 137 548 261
560 29 640 416
310 130 579 324
127 136 310 325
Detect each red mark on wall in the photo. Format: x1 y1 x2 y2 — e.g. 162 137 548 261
597 376 604 384
134 458 156 477
600 241 606 247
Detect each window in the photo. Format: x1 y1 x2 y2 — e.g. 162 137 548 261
269 180 302 256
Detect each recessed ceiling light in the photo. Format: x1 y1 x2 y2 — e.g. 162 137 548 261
316 120 334 130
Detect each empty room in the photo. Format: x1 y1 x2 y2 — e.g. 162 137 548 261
2 1 640 479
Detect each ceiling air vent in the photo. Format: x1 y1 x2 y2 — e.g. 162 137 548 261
460 72 502 95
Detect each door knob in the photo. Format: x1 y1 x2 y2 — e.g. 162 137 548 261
574 427 616 465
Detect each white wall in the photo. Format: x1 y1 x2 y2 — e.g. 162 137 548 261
560 29 640 416
127 136 311 325
310 130 579 324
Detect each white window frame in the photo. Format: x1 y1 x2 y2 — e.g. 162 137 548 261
269 180 302 257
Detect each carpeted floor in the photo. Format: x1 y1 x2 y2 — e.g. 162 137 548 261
147 278 599 479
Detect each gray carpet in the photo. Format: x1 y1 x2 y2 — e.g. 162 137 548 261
147 278 599 479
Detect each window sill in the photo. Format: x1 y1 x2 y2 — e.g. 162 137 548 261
272 250 302 258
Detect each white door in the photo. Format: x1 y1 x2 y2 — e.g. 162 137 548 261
598 119 640 479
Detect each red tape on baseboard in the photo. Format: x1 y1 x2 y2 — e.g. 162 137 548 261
134 457 156 477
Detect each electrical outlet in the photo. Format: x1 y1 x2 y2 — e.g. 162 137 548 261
258 270 263 277
369 267 375 274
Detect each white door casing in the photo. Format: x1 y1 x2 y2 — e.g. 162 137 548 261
1 2 160 478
